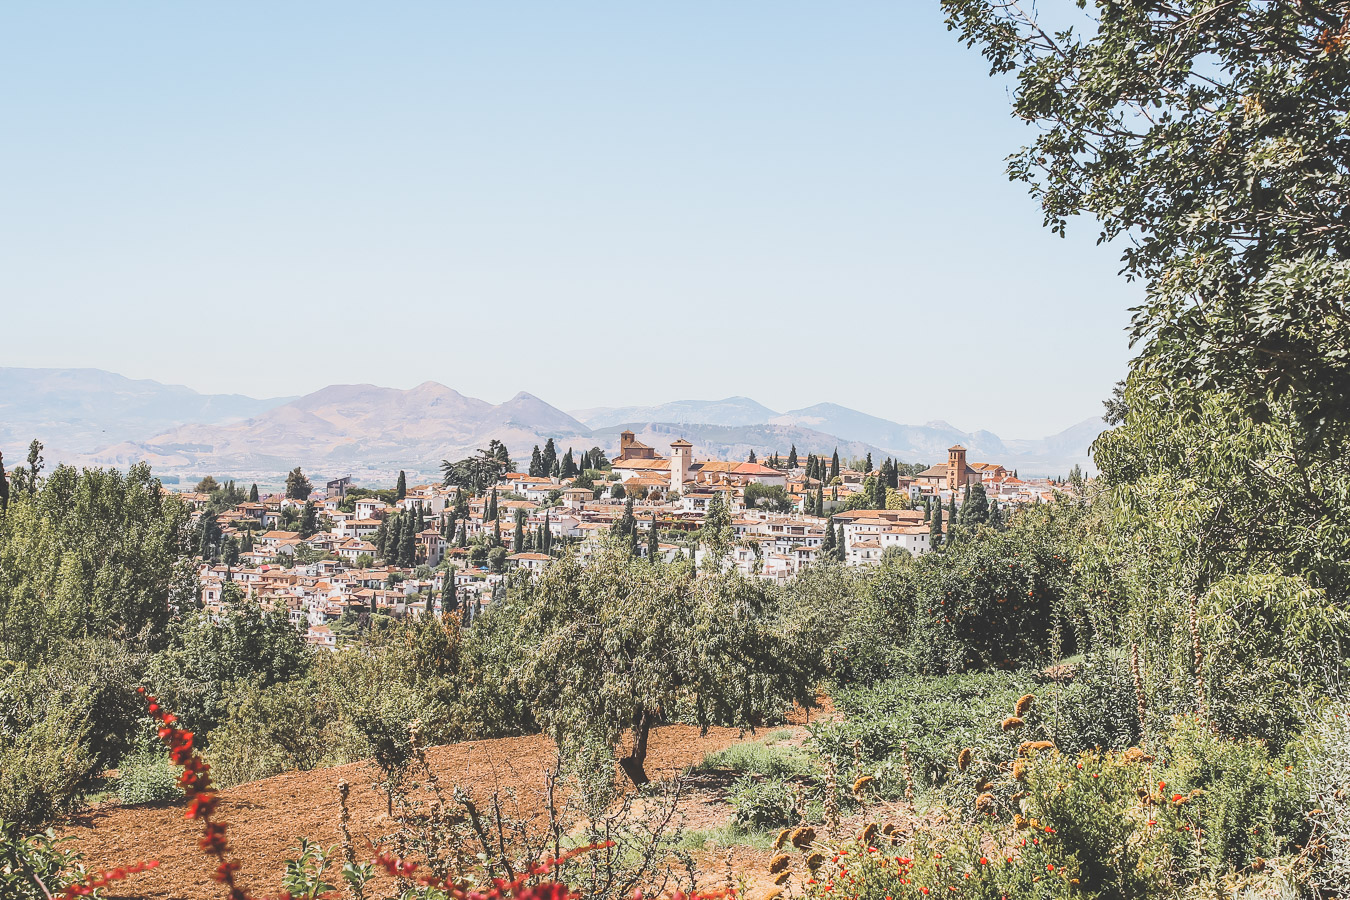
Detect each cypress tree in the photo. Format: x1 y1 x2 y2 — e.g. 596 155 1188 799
541 439 557 477
787 445 798 469
488 488 498 522
959 483 972 524
873 474 887 509
248 482 259 502
815 485 824 517
822 514 835 554
299 500 317 538
396 470 407 501
0 451 8 512
493 513 502 547
748 449 757 464
561 448 577 479
402 514 417 566
441 566 459 617
930 506 943 548
948 494 957 521
457 520 467 548
865 452 873 473
835 524 846 561
830 448 840 481
513 509 525 552
542 511 552 554
530 445 544 478
647 513 659 559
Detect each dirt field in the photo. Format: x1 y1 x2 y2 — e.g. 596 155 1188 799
64 725 766 900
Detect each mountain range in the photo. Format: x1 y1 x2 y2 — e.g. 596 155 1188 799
1 368 1104 485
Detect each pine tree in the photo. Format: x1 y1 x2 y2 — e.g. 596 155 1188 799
830 448 840 481
530 445 544 478
248 483 259 503
396 470 407 501
787 445 798 469
541 439 557 477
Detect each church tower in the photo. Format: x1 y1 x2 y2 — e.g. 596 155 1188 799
947 445 969 492
670 439 693 493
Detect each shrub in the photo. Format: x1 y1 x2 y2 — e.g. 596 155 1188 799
726 775 797 830
116 750 181 805
0 819 99 900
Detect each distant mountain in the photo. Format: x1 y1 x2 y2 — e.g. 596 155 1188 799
772 403 1009 462
574 397 781 430
16 368 1103 483
82 382 592 484
0 367 292 461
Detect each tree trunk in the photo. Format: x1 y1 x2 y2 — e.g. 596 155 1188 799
619 711 652 786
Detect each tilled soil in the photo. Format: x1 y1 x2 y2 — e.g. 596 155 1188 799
64 725 753 900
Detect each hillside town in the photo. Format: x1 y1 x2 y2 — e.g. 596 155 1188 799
183 432 1076 650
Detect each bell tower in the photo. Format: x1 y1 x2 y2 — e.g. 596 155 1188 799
947 445 968 492
670 439 693 493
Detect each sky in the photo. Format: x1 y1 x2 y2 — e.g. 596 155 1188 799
1 2 1134 438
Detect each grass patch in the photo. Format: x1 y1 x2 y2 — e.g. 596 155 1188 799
676 823 778 851
693 738 811 780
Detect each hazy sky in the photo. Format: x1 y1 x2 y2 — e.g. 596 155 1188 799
1 2 1134 437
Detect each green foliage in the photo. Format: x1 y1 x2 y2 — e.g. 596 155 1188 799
147 605 312 738
116 749 181 805
506 549 815 784
206 674 353 787
695 734 810 780
0 463 193 662
941 0 1350 434
0 820 95 900
742 483 792 513
285 466 312 500
726 775 797 830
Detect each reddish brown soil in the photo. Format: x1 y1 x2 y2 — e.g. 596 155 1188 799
64 725 750 900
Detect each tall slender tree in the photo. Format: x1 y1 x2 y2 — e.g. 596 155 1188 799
0 451 8 512
396 470 407 501
249 483 259 502
787 445 798 469
441 566 459 618
541 439 557 478
830 448 840 481
530 445 544 478
647 513 659 560
513 508 526 552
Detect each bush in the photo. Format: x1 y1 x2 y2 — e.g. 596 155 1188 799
0 819 96 900
116 750 181 805
726 775 797 830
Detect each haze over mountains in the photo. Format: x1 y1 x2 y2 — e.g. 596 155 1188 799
1 368 1103 484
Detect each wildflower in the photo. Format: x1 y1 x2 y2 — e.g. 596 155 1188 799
979 857 989 866
1172 793 1187 804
